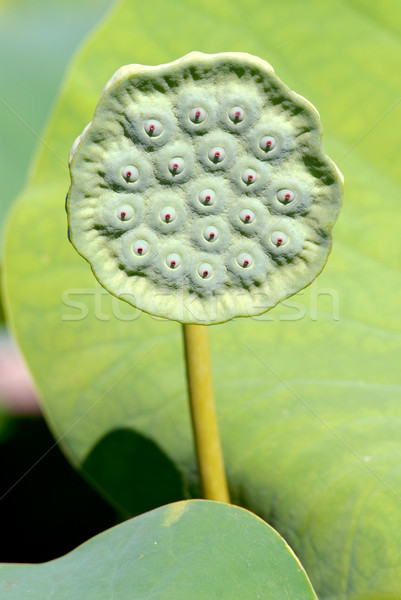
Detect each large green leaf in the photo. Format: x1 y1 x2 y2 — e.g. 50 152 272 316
3 1 401 599
0 500 317 599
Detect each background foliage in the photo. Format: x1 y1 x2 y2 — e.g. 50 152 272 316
0 0 109 240
2 1 401 599
0 0 117 562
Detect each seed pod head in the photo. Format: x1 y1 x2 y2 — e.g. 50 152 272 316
66 52 343 324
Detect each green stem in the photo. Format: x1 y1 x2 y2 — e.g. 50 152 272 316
183 323 230 503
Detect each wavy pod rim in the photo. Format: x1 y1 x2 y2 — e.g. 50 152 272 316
66 51 343 325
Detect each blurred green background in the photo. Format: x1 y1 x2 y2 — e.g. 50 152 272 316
0 0 110 239
0 0 116 561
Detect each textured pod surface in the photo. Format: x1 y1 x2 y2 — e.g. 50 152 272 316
67 52 342 324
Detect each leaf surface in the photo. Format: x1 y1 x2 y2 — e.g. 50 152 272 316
0 500 317 599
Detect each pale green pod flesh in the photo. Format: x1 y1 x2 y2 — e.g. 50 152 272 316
66 52 343 324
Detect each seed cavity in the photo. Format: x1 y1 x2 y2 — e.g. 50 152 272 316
203 225 219 242
260 135 277 152
229 106 245 123
189 106 207 124
270 231 289 247
236 252 254 268
208 146 226 164
242 168 257 185
122 165 139 182
277 189 295 204
144 119 163 137
132 239 150 256
116 204 134 222
168 157 185 175
198 262 213 279
198 188 216 206
239 208 256 224
160 205 177 223
166 252 181 269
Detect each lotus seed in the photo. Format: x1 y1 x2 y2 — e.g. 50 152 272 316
144 119 163 137
198 188 216 206
122 165 139 182
189 106 207 124
117 204 135 221
277 189 295 204
242 168 257 184
239 209 256 224
198 262 213 279
203 225 219 241
260 135 277 151
270 231 288 247
229 106 245 123
236 252 254 268
208 146 226 163
168 157 185 175
133 239 150 256
160 206 177 223
166 253 181 269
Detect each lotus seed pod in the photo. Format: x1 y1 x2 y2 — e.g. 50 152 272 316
66 52 343 324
